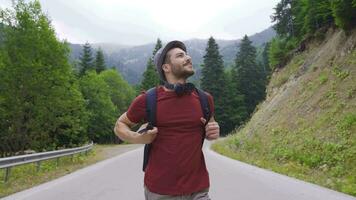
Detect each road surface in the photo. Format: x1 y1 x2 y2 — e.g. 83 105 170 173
3 143 355 200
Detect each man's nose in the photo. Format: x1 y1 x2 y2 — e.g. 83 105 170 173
186 55 192 62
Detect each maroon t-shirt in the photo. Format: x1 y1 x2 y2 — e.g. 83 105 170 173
126 86 214 195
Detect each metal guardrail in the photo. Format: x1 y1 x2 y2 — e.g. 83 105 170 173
0 142 94 182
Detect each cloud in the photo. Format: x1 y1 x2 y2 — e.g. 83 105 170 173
1 0 279 45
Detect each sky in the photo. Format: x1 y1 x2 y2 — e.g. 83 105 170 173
0 0 280 46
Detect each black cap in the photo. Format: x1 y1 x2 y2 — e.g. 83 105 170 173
153 40 186 81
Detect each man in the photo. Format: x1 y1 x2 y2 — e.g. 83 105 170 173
114 40 220 200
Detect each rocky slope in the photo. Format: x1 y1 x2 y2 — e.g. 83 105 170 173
213 28 356 196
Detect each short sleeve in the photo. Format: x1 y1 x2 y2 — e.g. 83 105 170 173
205 92 215 118
126 93 147 123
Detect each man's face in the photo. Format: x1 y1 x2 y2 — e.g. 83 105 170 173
164 47 194 80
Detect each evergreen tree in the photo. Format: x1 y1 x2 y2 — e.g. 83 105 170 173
271 0 295 38
140 38 162 90
223 69 248 133
233 35 265 116
0 0 88 156
79 42 94 76
152 38 162 56
95 48 106 73
303 0 333 34
262 42 271 78
331 0 356 30
201 37 230 135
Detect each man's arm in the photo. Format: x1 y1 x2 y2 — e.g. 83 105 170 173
114 112 157 144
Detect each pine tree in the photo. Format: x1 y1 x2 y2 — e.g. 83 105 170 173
271 0 295 38
303 0 333 34
140 38 162 90
225 69 248 130
201 37 231 135
79 42 94 76
233 35 265 116
95 48 106 74
331 0 356 30
152 38 162 56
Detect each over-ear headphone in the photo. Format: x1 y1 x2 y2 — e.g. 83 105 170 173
164 82 195 96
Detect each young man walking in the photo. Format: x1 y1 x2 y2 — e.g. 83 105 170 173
114 40 220 200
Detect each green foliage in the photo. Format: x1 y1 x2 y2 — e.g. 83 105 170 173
95 48 106 73
271 0 295 37
99 69 135 115
270 0 355 70
233 35 266 116
79 42 94 76
201 37 236 135
332 66 350 80
212 39 356 196
319 73 328 84
303 0 333 34
268 37 297 69
79 71 117 144
0 0 88 156
221 70 248 134
140 38 161 90
261 42 272 77
152 38 162 56
141 59 160 90
331 0 356 30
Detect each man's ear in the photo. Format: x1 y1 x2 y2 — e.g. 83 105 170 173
162 63 170 73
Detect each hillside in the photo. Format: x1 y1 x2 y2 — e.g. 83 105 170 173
212 28 356 196
69 27 275 84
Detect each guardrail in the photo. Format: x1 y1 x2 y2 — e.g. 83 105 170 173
0 142 94 182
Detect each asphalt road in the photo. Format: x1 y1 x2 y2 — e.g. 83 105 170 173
3 143 355 200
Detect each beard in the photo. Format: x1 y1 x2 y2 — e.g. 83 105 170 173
171 63 195 79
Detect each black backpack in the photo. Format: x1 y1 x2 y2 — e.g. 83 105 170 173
139 86 211 171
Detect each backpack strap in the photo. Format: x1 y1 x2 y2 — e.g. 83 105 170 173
196 88 211 145
142 87 157 171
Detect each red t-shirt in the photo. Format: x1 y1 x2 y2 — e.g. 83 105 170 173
126 86 214 195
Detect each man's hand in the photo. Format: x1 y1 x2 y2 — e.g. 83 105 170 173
136 123 158 144
200 117 219 140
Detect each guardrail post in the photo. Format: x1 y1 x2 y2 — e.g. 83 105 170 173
36 161 41 172
85 150 88 156
4 167 11 182
71 154 74 162
56 157 60 167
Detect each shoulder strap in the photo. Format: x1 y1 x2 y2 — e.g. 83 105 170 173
142 87 157 171
195 88 211 145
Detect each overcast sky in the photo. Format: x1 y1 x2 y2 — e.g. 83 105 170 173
0 0 280 45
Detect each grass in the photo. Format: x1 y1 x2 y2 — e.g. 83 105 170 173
270 54 306 88
212 45 356 196
0 144 134 198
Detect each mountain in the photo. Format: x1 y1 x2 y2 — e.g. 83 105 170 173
212 28 356 196
69 27 276 85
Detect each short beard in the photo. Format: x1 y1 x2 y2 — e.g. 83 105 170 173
172 65 195 79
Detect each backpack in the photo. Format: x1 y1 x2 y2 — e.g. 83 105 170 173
140 86 211 171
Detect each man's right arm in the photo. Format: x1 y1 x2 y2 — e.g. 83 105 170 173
114 112 157 144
